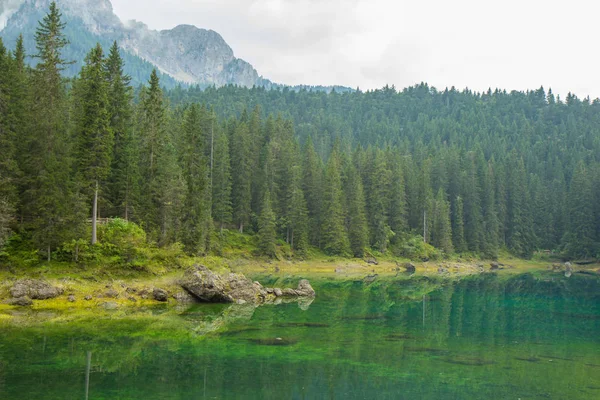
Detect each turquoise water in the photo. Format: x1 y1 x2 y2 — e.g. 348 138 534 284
0 272 599 399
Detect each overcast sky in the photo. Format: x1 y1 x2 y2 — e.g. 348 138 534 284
111 0 599 98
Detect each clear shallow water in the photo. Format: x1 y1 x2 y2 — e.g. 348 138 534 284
0 273 599 399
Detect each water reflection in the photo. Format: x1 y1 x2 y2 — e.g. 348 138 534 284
0 273 598 399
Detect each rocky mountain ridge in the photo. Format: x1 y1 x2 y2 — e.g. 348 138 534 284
0 0 268 87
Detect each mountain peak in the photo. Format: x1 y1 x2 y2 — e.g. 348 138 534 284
0 0 268 88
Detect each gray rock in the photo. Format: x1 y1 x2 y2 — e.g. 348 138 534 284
67 295 76 303
8 297 33 306
104 289 119 299
274 288 283 297
180 265 234 303
153 288 168 302
180 265 315 304
84 295 93 301
490 262 500 270
10 279 63 300
365 257 379 265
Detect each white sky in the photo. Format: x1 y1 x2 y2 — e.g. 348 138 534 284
111 0 600 98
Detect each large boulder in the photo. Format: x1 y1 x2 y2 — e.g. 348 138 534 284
181 266 234 303
180 265 315 304
10 280 63 300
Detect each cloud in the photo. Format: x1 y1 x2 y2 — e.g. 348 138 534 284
110 0 600 98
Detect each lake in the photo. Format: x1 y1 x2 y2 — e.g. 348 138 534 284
0 272 598 399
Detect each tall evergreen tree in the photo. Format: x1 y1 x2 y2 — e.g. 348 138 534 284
180 104 212 254
74 43 114 244
105 41 135 219
302 136 324 247
344 160 369 257
231 121 252 233
212 123 232 231
0 39 16 246
257 191 277 258
321 147 350 256
432 189 453 254
23 2 84 259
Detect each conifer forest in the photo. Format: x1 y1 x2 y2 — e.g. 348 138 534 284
1 3 599 265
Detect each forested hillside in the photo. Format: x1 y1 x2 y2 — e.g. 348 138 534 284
1 3 599 265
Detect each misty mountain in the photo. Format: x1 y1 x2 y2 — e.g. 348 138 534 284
0 0 269 88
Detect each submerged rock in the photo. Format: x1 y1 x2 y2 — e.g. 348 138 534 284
443 356 495 366
180 265 315 304
249 337 298 346
10 280 63 300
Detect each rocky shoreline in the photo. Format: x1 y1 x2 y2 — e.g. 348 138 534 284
2 265 315 308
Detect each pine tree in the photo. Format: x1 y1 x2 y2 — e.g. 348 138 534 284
258 191 277 257
212 123 232 231
388 152 407 241
74 43 114 244
302 136 324 247
180 104 212 254
453 195 467 253
23 2 84 259
432 188 453 254
0 39 16 246
231 121 252 232
562 163 596 258
139 70 184 243
105 41 135 219
288 165 309 254
321 148 350 256
366 149 393 251
344 160 369 257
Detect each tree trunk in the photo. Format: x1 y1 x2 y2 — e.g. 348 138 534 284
239 222 244 234
47 245 51 262
92 180 98 245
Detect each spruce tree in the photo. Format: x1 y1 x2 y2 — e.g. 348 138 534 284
288 165 309 254
212 123 232 232
231 121 252 232
105 41 135 219
74 43 114 245
302 136 324 247
24 2 84 259
180 104 212 254
432 189 453 255
344 161 369 257
321 148 350 256
0 39 16 246
258 191 277 257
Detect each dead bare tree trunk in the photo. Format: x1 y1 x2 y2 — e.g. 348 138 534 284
91 180 98 245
